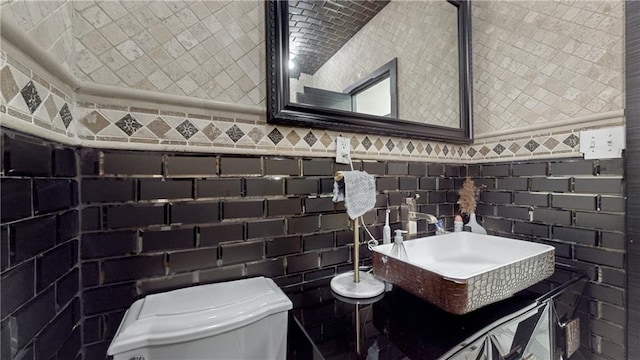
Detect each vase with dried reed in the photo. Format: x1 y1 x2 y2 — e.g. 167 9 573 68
457 177 487 234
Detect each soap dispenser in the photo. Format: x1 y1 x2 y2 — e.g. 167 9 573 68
391 230 408 260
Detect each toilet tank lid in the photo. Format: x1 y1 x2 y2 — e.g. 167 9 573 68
107 276 292 355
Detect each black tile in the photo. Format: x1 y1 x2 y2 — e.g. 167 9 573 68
52 147 76 177
82 262 99 287
166 155 216 177
198 264 244 284
36 241 75 291
245 178 284 196
497 178 528 191
591 319 624 345
530 178 571 192
601 232 625 250
198 179 242 198
335 230 354 246
264 158 299 175
56 268 79 307
408 162 426 176
102 152 162 176
601 267 626 287
599 159 624 175
513 221 549 238
512 162 547 176
466 165 481 176
496 206 530 220
1 227 8 270
82 179 135 203
58 210 79 243
303 233 334 251
139 179 193 200
56 326 81 360
574 178 623 194
550 160 594 176
169 248 217 273
601 303 625 326
600 196 625 212
288 216 320 234
361 161 386 175
427 164 444 176
304 268 335 281
13 287 55 349
137 273 194 295
267 198 302 216
552 226 597 246
321 248 349 267
223 199 264 219
398 177 417 190
9 215 57 263
387 161 408 175
481 164 510 177
590 282 624 307
287 178 318 194
246 258 285 277
376 177 397 191
475 204 496 217
552 194 596 210
375 194 387 207
246 219 285 239
513 192 548 207
287 252 318 273
533 208 572 225
220 241 263 265
33 179 76 214
219 156 262 175
266 236 301 257
575 212 624 231
437 178 455 190
142 228 194 252
480 191 512 205
333 162 353 173
79 149 100 176
84 341 109 360
83 283 137 315
81 207 101 231
81 231 137 259
302 159 332 176
3 133 51 176
35 299 77 360
388 192 411 206
305 197 334 213
0 178 31 222
170 202 219 225
107 204 165 228
319 177 335 194
102 255 165 283
535 239 571 259
321 213 349 230
1 260 34 318
200 223 244 246
482 217 512 233
428 191 447 203
419 177 437 190
444 165 461 177
574 245 623 268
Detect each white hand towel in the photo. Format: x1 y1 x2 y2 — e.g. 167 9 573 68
332 171 376 219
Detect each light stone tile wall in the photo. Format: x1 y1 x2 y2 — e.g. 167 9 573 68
1 0 265 106
301 0 460 129
1 0 74 71
472 0 624 135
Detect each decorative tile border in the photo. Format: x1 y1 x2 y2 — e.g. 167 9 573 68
0 35 626 164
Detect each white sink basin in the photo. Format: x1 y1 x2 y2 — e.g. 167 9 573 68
372 232 555 314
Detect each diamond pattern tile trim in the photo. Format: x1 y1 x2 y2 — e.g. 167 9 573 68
81 111 111 134
524 140 540 152
493 144 505 155
176 120 199 140
247 127 264 144
268 128 283 145
59 104 73 129
20 81 42 114
563 134 580 148
406 141 414 153
226 124 245 143
115 114 143 136
385 140 394 151
303 131 317 146
147 117 172 137
362 137 372 150
1 66 19 103
202 124 222 141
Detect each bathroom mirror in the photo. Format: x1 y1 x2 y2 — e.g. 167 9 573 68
266 0 473 142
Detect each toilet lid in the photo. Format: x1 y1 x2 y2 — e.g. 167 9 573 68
107 277 292 355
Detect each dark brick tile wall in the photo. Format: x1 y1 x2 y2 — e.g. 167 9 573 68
0 129 81 360
469 158 625 360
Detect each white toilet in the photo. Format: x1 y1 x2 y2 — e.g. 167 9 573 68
107 277 293 360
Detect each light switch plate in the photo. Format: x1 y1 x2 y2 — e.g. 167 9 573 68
579 126 625 160
335 136 350 164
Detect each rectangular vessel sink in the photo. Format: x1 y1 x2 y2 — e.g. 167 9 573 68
372 232 555 314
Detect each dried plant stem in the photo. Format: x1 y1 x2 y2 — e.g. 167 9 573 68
457 177 479 215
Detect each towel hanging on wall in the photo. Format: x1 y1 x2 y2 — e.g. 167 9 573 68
332 171 376 219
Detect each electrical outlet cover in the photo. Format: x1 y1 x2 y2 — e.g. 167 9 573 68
335 136 350 164
579 126 625 160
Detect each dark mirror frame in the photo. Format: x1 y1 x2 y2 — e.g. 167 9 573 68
266 0 473 143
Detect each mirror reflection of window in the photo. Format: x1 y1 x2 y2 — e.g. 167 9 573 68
353 77 392 117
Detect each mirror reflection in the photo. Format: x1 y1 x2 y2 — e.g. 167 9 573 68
287 0 460 128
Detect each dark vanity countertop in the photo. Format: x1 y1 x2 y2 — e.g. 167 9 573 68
285 264 588 360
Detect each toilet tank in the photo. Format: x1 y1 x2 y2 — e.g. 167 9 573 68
107 277 293 360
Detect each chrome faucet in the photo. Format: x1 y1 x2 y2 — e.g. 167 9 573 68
403 195 438 235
